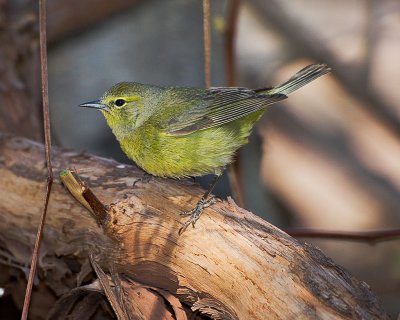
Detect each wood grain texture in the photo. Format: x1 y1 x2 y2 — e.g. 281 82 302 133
0 133 388 319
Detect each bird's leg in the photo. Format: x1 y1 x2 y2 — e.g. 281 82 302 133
179 173 222 235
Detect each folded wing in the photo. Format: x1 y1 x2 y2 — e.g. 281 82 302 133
165 87 287 135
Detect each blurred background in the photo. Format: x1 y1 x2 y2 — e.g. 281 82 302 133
1 0 400 318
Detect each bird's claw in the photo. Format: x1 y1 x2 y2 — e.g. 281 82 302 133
132 173 153 188
178 197 216 235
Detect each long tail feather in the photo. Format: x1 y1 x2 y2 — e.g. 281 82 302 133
258 64 331 95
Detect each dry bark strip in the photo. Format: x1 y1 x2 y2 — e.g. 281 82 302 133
0 133 388 319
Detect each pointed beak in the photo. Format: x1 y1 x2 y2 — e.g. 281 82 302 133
79 100 107 110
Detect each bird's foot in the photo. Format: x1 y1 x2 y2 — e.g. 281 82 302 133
179 197 216 235
132 172 153 188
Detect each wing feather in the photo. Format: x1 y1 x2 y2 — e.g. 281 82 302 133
165 87 287 135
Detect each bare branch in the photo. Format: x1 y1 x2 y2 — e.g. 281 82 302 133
0 134 389 319
286 228 400 244
203 0 211 88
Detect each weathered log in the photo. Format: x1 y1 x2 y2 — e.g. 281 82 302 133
0 133 388 319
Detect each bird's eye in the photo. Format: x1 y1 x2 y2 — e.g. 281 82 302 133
115 99 126 107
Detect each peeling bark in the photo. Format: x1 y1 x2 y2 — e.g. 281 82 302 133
0 133 388 319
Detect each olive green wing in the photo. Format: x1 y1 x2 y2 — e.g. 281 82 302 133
161 64 330 135
164 87 287 135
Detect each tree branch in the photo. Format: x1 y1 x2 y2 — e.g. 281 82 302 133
0 133 389 319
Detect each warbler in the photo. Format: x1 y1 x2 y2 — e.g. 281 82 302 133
80 64 330 233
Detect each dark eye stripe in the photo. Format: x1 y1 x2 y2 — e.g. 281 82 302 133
115 99 125 107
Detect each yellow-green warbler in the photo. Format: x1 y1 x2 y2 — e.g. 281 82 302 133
80 64 330 233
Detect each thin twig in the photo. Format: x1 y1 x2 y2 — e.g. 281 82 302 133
285 228 400 244
109 265 130 319
203 0 211 88
90 254 128 320
224 0 245 208
227 163 244 207
21 0 53 318
225 0 240 87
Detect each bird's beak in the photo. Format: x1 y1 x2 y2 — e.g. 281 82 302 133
79 100 107 110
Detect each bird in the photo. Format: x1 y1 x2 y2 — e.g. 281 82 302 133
80 63 331 233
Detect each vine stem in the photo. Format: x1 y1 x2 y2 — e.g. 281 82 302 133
21 0 53 318
203 0 211 88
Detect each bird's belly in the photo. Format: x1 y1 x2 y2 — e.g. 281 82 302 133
121 124 250 178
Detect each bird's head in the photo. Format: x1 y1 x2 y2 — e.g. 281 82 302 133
80 82 153 134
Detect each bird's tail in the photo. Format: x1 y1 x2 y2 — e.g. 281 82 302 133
256 64 331 96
